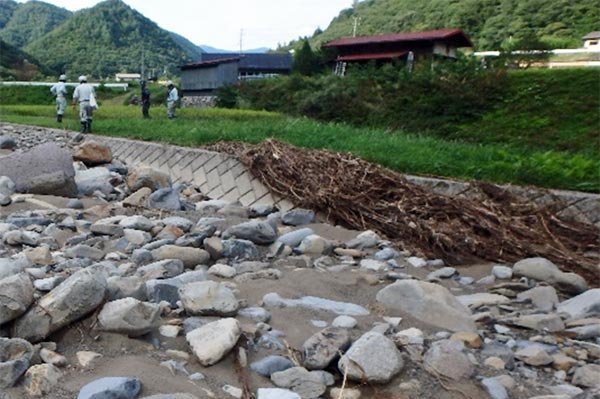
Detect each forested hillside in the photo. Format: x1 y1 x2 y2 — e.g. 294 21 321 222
0 1 71 48
0 39 51 80
311 0 599 50
0 0 200 78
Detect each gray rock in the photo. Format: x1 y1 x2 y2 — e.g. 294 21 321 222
481 377 508 399
66 199 84 209
376 280 476 332
223 221 277 245
235 261 270 274
338 332 403 383
0 176 15 199
34 276 64 291
517 286 559 312
151 245 209 268
107 276 146 301
123 229 152 246
251 355 295 377
98 298 161 337
271 367 327 399
222 239 259 260
207 263 236 278
127 167 171 192
513 257 587 294
263 292 369 316
140 395 199 399
360 259 388 272
186 318 241 366
0 337 34 388
572 364 600 388
0 142 77 197
482 343 515 370
75 167 114 196
426 267 456 280
297 234 331 255
64 244 104 261
145 270 208 306
147 188 181 211
0 256 30 279
277 228 314 247
514 344 553 366
0 273 34 325
257 388 300 399
281 209 315 226
557 289 600 320
179 281 239 316
492 265 513 280
332 315 358 329
303 327 351 370
23 363 62 396
374 247 399 261
423 339 474 381
136 259 185 280
77 376 142 399
13 266 107 342
238 306 271 323
119 216 155 232
346 230 380 250
0 136 16 150
456 292 510 308
161 216 193 232
131 249 153 265
509 313 565 332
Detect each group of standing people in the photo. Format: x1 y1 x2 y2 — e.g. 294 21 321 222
50 75 179 131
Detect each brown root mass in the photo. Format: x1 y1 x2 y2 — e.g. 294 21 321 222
208 140 599 283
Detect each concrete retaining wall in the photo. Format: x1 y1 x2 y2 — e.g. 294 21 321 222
85 134 600 227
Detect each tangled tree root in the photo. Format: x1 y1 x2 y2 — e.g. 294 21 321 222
208 140 599 283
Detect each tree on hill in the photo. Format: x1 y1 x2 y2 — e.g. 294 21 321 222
22 0 191 79
0 1 71 48
311 0 599 50
0 38 53 80
293 39 321 76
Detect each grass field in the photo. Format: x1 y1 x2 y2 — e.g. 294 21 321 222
0 104 597 192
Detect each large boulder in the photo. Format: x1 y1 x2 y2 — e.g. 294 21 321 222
557 289 600 320
127 167 171 192
303 327 351 370
0 273 34 325
0 337 34 388
186 318 241 366
97 298 161 337
179 281 239 316
513 257 588 294
338 332 403 383
423 339 474 381
223 221 277 245
13 266 108 342
0 256 31 280
73 140 113 166
0 142 77 197
376 280 476 332
146 270 208 306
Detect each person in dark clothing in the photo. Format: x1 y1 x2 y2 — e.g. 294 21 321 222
141 80 150 118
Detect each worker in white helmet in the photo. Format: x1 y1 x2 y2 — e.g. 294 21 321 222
72 75 95 133
166 80 178 119
50 74 68 123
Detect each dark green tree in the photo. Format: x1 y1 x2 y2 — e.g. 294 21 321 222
293 39 320 76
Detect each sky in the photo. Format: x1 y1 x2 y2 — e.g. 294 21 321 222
15 0 354 50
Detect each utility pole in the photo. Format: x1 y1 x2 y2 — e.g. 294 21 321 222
352 16 361 37
141 49 145 79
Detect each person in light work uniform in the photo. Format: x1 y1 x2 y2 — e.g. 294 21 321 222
72 75 95 133
50 74 68 123
166 80 178 119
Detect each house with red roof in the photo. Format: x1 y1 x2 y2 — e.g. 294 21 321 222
323 28 473 73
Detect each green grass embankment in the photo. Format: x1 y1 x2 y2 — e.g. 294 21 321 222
0 104 597 192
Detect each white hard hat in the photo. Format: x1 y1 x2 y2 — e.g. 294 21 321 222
167 80 173 86
59 74 67 81
78 75 87 82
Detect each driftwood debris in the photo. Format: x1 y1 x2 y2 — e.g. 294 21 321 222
209 140 599 283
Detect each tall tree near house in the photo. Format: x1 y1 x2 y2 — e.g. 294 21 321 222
293 39 320 76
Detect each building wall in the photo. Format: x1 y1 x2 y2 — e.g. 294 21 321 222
584 39 600 49
181 62 239 92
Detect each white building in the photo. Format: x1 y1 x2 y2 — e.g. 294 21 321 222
115 73 141 82
582 32 600 50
